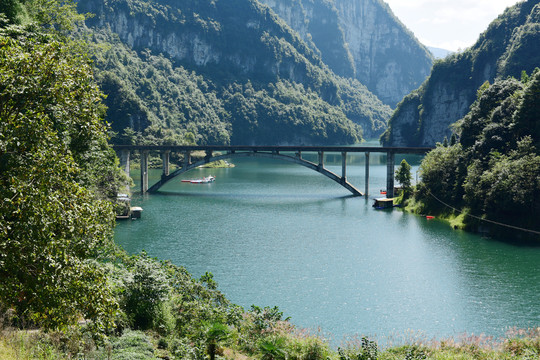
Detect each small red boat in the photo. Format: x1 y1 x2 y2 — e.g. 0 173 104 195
426 215 434 220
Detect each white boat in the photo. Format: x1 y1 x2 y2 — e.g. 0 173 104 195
184 175 216 184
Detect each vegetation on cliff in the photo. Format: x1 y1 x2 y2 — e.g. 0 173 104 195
382 0 540 146
409 70 540 240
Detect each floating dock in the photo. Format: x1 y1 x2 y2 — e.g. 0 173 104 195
373 198 394 209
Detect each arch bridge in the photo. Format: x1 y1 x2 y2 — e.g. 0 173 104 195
113 145 433 198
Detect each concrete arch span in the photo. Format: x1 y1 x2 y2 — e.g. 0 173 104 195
147 151 363 196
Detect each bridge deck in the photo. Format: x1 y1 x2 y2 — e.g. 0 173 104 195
113 145 433 154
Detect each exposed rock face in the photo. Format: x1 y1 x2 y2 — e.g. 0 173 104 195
259 0 433 106
382 0 540 146
80 0 323 84
334 0 433 106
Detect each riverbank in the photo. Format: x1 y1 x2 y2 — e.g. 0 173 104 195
398 193 468 231
398 190 540 243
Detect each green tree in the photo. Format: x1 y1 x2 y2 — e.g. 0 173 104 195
395 159 412 190
204 321 231 360
24 0 85 34
123 252 171 330
0 35 120 331
450 133 457 146
0 0 24 24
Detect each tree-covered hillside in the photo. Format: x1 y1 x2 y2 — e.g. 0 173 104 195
77 0 392 146
412 69 540 240
382 0 540 147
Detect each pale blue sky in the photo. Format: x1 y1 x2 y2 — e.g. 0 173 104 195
384 0 523 51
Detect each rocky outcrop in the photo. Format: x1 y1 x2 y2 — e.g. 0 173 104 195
382 0 540 146
79 0 326 84
259 0 433 106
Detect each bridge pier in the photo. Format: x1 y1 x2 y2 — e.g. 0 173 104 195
341 152 347 183
318 151 324 169
386 152 395 198
120 149 130 177
141 150 149 194
183 151 191 168
162 150 170 178
365 152 370 196
205 150 213 161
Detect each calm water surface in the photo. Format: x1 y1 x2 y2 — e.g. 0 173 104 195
115 152 540 343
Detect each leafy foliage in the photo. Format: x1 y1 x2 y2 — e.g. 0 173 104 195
395 159 412 190
0 33 121 330
121 252 171 331
338 337 379 360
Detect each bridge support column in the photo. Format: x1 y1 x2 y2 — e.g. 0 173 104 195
365 152 370 196
162 150 170 177
318 151 324 169
296 151 302 159
341 152 347 183
183 151 191 168
141 150 149 194
386 152 395 198
120 150 130 177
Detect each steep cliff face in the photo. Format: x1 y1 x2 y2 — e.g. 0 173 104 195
383 0 540 146
259 0 433 106
77 0 393 145
80 0 323 84
335 0 433 106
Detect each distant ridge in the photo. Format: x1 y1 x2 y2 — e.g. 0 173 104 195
428 46 452 59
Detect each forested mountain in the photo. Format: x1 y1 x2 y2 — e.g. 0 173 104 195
260 0 434 106
415 70 540 240
77 0 395 146
382 0 540 147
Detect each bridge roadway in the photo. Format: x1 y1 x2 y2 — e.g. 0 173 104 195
113 145 434 198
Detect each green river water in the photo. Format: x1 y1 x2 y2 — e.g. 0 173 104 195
114 151 540 344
